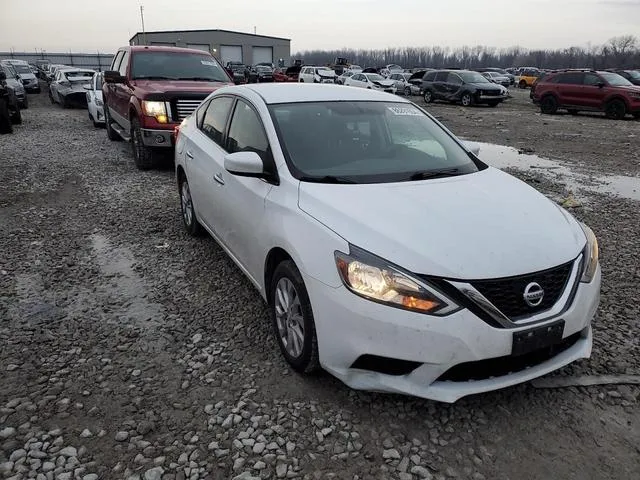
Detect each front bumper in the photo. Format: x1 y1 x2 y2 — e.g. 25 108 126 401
140 128 173 147
305 265 600 403
477 94 506 104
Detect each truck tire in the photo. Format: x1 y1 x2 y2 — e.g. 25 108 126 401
11 106 22 124
131 116 158 170
0 98 13 134
104 105 122 141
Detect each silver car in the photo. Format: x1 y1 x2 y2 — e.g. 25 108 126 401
0 62 27 109
389 72 421 96
4 60 41 93
49 68 95 108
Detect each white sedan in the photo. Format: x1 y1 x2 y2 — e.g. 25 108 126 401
174 84 600 403
85 72 105 127
344 73 397 94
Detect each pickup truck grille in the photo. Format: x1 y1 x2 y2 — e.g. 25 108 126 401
174 99 204 121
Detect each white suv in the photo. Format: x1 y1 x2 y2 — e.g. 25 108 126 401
175 84 600 403
298 66 337 84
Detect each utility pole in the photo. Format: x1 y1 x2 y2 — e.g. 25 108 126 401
254 26 256 35
140 5 146 45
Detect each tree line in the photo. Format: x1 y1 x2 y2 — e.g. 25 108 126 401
294 35 639 70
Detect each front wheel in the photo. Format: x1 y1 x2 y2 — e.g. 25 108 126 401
270 260 320 374
131 116 158 170
461 92 475 107
605 99 626 120
540 95 558 115
423 89 434 103
519 80 527 89
404 86 411 96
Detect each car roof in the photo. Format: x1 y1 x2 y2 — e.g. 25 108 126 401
127 45 213 55
221 84 412 105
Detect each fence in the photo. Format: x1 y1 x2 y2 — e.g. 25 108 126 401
0 51 115 71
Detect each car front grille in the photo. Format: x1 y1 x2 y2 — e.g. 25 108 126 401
470 262 573 320
174 99 205 121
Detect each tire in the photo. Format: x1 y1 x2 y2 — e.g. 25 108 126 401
49 90 55 104
104 104 122 141
461 92 475 107
519 80 527 89
270 260 320 374
488 101 499 107
605 99 626 120
423 89 434 103
179 174 203 236
20 96 28 109
568 109 578 116
131 116 158 170
11 107 22 125
404 86 411 96
633 113 640 119
540 95 558 115
0 98 13 134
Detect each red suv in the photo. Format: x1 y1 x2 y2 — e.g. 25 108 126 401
532 70 640 120
103 46 233 169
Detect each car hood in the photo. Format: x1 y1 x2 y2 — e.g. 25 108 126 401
317 71 336 78
131 79 233 95
298 167 585 280
19 73 37 81
373 80 396 87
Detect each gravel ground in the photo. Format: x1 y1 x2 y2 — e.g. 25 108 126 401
0 85 638 480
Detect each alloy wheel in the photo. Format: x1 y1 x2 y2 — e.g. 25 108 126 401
274 277 305 359
181 181 193 227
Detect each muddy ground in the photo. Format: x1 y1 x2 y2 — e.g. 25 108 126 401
0 86 638 480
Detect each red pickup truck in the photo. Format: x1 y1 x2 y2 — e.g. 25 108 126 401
102 45 233 169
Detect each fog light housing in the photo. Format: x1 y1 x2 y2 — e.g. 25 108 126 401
155 135 165 144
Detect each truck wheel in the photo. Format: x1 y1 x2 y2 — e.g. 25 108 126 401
0 98 13 134
11 106 22 125
104 105 122 141
131 116 158 170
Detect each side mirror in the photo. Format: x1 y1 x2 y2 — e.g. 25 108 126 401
224 151 266 178
104 70 125 84
596 82 605 88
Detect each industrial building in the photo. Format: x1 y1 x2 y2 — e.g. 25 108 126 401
129 29 291 67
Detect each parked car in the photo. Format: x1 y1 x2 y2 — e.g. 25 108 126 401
248 65 275 83
85 72 104 127
518 67 543 88
606 69 640 86
226 62 248 85
35 59 51 79
480 71 511 88
298 66 338 84
533 70 640 119
389 72 420 96
3 60 41 93
0 70 22 133
336 70 354 85
46 64 68 83
273 65 301 82
422 70 507 107
174 83 601 403
380 64 404 78
102 45 233 170
344 72 397 93
347 64 363 73
477 67 515 86
0 62 27 109
49 68 95 108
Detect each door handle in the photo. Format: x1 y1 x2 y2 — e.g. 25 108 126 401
186 150 194 159
213 173 225 185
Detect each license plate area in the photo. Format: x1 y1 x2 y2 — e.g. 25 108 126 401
511 320 565 357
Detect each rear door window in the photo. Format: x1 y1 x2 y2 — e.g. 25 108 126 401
447 73 462 85
556 73 584 84
435 72 449 82
200 96 234 147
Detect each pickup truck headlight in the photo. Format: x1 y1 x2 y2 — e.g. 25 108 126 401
142 100 168 123
580 223 599 283
335 246 459 315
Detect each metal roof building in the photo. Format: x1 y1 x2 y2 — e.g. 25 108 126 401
129 29 291 67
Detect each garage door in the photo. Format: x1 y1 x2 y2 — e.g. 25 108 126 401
253 46 273 65
220 45 243 65
187 43 211 53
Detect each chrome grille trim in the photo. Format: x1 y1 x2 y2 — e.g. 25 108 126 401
175 99 204 121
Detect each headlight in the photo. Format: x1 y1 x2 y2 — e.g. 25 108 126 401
580 223 599 283
630 92 640 100
334 246 459 315
142 100 168 123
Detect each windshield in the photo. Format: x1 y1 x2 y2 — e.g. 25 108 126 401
600 72 633 87
131 51 230 81
626 70 640 80
13 64 32 74
3 64 17 77
459 71 491 83
269 101 480 184
365 74 385 81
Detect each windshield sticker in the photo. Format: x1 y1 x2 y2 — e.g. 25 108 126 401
201 61 216 66
387 106 421 116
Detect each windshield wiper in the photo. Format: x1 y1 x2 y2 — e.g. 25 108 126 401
408 168 462 181
299 175 356 184
175 77 220 82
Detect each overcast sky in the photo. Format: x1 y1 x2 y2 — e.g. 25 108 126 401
1 0 638 53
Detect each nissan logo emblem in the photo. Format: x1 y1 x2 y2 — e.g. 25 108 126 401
523 282 544 307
